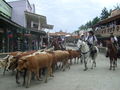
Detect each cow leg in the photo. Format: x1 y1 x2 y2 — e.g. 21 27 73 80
44 68 48 83
26 71 31 88
67 61 70 70
77 57 79 64
74 58 76 64
36 69 41 81
60 62 63 70
23 69 27 86
3 66 7 75
64 60 70 70
50 67 54 77
52 63 56 72
16 70 20 84
62 61 66 71
70 59 72 65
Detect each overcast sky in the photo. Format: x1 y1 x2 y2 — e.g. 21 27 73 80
5 0 120 33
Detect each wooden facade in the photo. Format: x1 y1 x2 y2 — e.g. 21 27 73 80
94 10 120 37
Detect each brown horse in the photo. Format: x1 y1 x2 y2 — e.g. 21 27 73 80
106 40 117 70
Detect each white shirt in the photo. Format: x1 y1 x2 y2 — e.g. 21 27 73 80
87 35 97 45
111 36 118 43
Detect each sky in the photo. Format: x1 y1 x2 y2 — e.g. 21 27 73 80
5 0 120 33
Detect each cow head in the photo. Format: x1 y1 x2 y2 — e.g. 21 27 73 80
0 60 6 69
6 56 18 71
17 59 28 71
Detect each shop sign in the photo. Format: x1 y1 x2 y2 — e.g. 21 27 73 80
0 0 12 18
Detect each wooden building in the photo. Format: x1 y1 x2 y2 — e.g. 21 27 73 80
93 9 120 46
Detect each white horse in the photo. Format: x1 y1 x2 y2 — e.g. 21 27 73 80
77 39 99 71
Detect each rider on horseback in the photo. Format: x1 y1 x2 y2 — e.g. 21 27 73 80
106 33 118 57
110 33 118 47
86 31 98 55
86 31 97 46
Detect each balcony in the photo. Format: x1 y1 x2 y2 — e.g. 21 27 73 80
95 25 120 37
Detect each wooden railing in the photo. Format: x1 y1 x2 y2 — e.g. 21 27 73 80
95 25 120 36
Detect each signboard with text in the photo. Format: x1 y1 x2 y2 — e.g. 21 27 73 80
0 0 12 18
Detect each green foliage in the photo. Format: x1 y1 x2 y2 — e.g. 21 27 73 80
78 17 100 31
100 7 110 20
114 3 120 10
77 4 120 32
92 17 100 25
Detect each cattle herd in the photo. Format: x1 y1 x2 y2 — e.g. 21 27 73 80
0 49 81 88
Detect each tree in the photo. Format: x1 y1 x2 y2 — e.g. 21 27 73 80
100 7 110 20
86 21 92 28
78 25 87 30
92 16 100 25
114 3 120 10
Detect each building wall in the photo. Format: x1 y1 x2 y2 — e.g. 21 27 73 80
8 0 34 27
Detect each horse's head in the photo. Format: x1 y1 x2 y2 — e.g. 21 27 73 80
77 39 89 52
77 39 84 49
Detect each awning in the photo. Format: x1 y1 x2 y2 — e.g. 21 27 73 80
30 29 46 36
43 24 54 29
25 11 47 28
0 14 22 28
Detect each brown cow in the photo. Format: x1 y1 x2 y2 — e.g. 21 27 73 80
6 50 36 71
16 52 54 88
3 51 22 75
67 50 81 64
51 50 70 71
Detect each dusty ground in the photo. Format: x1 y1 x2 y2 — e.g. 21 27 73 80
0 47 120 90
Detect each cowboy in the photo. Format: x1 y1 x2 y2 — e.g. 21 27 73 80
110 33 118 47
86 31 97 48
106 33 118 57
86 31 98 56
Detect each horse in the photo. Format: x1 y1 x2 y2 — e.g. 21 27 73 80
77 39 99 71
89 45 99 69
106 40 117 70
